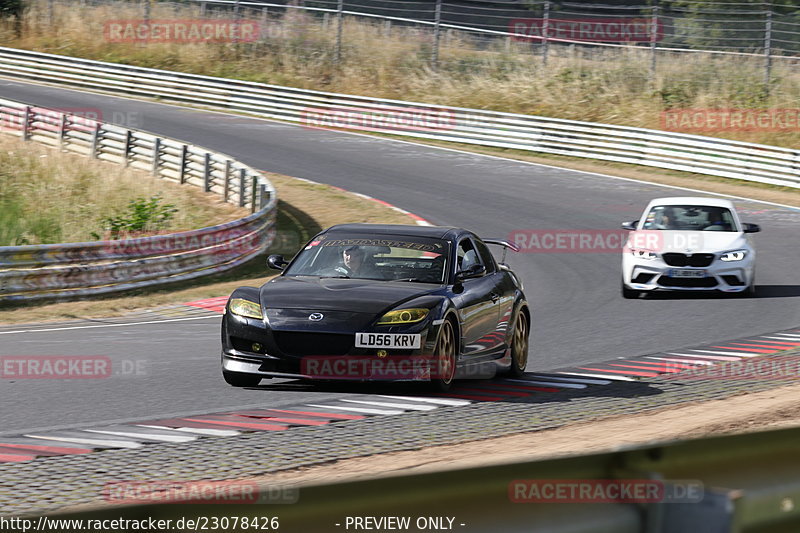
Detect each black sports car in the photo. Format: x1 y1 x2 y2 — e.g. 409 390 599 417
221 224 530 391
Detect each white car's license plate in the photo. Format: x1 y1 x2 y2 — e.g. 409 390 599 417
355 333 421 349
669 269 706 278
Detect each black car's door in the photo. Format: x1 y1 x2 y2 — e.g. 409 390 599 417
451 236 505 360
474 237 516 354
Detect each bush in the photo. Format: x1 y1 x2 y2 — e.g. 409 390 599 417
92 195 178 240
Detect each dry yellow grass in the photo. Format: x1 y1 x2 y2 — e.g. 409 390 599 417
0 134 247 245
0 171 417 324
3 1 797 149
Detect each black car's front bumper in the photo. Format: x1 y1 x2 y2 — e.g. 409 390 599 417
221 311 440 381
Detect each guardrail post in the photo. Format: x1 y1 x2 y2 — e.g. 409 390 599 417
47 0 54 27
141 0 151 45
179 144 188 184
223 160 232 202
123 130 132 167
649 2 659 83
58 114 68 146
233 0 241 45
21 106 31 141
259 184 267 209
199 1 206 18
335 0 344 64
152 137 161 177
432 0 442 71
251 176 258 213
90 121 101 158
204 152 212 192
261 6 269 35
764 7 773 91
542 1 550 67
239 169 246 207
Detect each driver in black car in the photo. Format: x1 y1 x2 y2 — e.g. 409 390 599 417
335 246 382 279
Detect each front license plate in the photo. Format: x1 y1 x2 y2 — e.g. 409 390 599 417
669 269 706 278
355 333 421 349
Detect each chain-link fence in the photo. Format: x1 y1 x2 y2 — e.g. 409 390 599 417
184 0 798 78
11 0 799 147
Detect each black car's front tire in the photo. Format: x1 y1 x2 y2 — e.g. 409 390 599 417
508 310 529 377
432 319 457 392
223 370 263 387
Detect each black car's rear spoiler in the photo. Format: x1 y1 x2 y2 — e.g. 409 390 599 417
483 239 520 253
483 239 520 264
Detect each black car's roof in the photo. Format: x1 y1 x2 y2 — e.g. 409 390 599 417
323 223 466 240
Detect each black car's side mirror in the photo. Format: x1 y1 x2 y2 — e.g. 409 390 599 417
455 264 486 282
743 223 761 233
621 221 638 231
267 254 289 270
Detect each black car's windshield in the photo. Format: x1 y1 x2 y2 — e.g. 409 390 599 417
641 205 738 232
285 234 450 284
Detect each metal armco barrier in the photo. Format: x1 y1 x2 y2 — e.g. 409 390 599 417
44 423 800 532
0 47 796 189
0 97 277 303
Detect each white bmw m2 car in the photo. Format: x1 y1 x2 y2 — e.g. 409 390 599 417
621 197 760 298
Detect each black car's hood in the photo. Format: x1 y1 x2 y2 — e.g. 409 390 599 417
259 276 441 314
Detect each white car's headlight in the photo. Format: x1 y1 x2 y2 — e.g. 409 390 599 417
631 249 658 260
720 250 748 262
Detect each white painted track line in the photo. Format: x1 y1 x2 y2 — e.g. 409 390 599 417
557 372 636 382
305 404 405 415
379 396 471 406
341 399 438 411
137 425 240 437
24 434 142 449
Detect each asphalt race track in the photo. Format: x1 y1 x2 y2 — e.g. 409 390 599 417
1 79 798 435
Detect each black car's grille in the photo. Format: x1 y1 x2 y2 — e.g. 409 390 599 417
658 276 718 288
662 253 715 267
273 332 353 357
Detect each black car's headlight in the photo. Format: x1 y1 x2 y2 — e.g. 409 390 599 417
377 308 429 325
228 298 263 319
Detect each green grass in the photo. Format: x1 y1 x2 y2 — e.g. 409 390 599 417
0 135 246 246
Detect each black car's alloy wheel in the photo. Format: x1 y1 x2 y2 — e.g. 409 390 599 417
509 311 529 377
433 320 456 391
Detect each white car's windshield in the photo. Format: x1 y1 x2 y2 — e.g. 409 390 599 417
642 205 738 232
285 235 449 283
